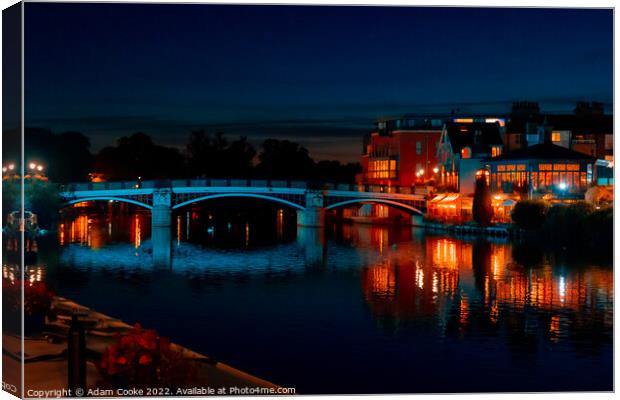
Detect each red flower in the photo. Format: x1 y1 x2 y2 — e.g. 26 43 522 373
138 354 152 365
116 356 127 365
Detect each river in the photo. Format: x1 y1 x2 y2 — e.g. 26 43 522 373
24 202 613 393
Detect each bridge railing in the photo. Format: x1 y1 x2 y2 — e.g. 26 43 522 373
61 179 428 196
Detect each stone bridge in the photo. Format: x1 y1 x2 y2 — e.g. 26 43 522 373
60 179 428 229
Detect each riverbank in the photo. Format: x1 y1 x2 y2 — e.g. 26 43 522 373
423 221 515 237
338 215 517 238
4 296 280 397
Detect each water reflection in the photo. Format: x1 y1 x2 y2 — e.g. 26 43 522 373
41 209 614 392
359 233 612 354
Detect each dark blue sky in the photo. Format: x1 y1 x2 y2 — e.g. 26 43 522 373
25 4 613 162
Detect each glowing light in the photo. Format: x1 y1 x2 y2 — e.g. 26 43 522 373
485 118 506 127
432 167 439 174
36 165 43 171
133 216 141 249
558 182 567 190
8 164 14 170
415 265 424 290
2 167 6 173
418 169 424 175
29 163 36 170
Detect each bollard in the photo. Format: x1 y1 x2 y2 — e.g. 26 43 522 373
67 314 86 396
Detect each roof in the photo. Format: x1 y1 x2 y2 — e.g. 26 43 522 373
445 122 503 154
489 143 597 162
506 114 613 135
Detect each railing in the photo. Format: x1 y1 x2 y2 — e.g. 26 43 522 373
60 179 428 196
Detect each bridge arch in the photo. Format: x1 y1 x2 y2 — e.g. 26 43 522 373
172 193 306 211
63 197 152 210
326 198 424 215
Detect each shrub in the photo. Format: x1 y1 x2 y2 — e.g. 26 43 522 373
3 279 55 334
544 201 595 244
584 206 613 252
511 200 549 230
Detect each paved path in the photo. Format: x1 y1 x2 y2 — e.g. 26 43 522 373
3 297 279 397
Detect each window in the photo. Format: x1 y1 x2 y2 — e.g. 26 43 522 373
491 147 502 157
369 159 397 179
461 147 471 159
416 141 422 155
538 163 553 171
551 132 561 142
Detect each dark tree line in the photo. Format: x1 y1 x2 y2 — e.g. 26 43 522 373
18 128 361 183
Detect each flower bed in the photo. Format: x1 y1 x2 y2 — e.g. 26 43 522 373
98 324 198 389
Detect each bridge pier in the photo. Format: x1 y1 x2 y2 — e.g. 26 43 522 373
296 227 325 267
296 208 325 227
151 189 172 228
151 226 172 268
151 189 172 267
297 190 326 227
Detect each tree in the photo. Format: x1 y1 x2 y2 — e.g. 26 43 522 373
22 128 93 182
186 131 256 178
256 139 315 180
585 185 613 206
225 136 256 177
511 200 549 230
313 160 362 183
24 180 62 228
95 133 186 180
472 174 493 226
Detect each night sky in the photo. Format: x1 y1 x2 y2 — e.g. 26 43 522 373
24 4 613 162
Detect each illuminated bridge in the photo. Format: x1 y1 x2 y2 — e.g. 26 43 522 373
60 179 428 229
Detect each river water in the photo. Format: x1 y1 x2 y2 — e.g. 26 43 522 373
29 204 613 393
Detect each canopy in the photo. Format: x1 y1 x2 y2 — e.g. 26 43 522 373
440 194 460 203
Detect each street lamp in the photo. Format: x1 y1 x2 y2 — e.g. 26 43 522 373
558 182 567 191
36 165 43 172
432 167 439 174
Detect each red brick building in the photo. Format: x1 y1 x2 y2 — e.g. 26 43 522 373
357 116 446 188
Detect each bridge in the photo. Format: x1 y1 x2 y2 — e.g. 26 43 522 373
60 179 428 229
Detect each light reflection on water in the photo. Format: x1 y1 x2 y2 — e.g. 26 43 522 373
41 209 614 393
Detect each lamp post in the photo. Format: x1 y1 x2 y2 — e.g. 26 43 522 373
26 161 46 181
2 163 18 180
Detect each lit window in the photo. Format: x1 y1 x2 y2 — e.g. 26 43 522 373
491 147 502 157
552 132 561 142
416 141 422 155
461 147 471 159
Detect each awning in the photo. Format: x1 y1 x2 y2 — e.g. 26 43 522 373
440 194 460 203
